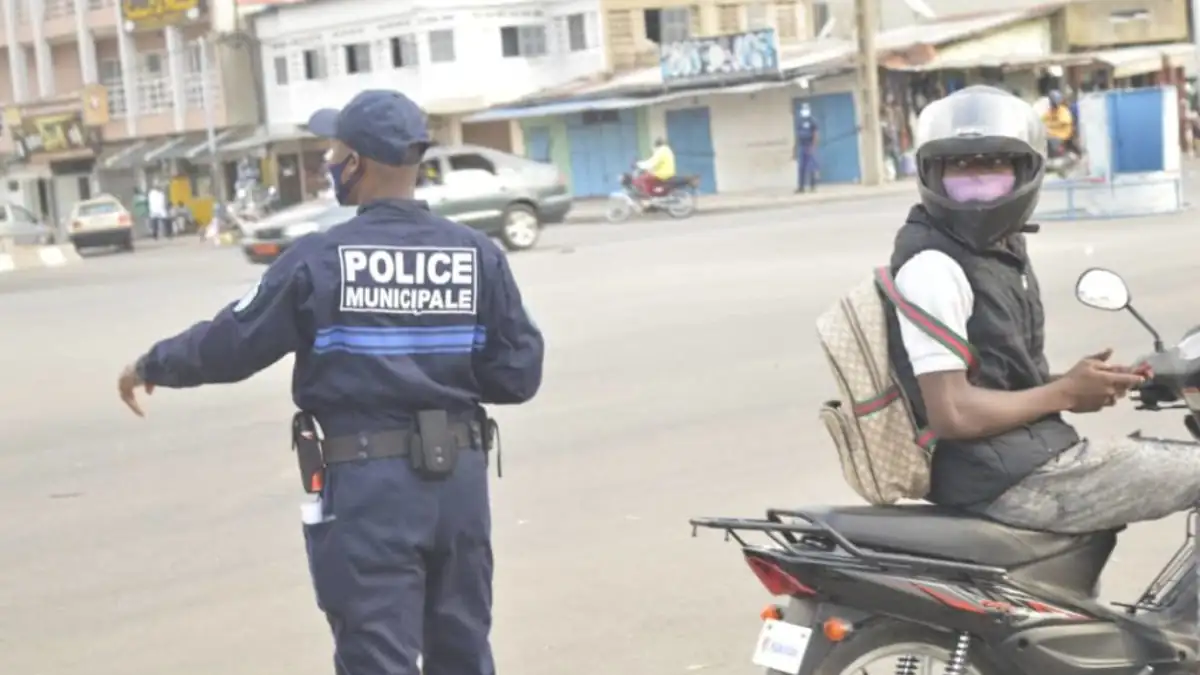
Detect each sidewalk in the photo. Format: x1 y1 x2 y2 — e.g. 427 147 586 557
566 179 916 224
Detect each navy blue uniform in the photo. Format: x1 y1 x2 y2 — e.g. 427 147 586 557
137 198 543 674
795 113 819 191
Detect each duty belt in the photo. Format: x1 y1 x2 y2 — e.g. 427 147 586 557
321 425 478 464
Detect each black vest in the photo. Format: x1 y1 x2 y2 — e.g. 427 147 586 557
887 206 1080 507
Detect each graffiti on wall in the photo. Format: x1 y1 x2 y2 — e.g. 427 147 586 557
659 28 781 86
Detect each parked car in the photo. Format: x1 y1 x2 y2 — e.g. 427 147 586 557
68 194 134 251
0 201 56 245
240 143 572 264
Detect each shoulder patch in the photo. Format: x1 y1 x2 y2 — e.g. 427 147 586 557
233 277 262 314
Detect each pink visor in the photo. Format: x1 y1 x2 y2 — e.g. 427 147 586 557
942 174 1016 202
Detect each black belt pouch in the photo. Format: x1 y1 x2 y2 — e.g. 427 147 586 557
412 410 459 480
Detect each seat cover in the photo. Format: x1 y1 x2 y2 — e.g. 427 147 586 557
815 505 1100 567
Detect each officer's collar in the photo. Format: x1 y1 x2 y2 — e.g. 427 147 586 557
356 198 431 215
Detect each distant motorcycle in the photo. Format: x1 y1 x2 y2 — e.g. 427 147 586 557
1046 139 1085 179
605 168 699 223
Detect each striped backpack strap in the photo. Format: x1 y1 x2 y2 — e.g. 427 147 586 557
872 266 978 451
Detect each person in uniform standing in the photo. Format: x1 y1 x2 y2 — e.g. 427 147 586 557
794 102 820 193
116 89 545 675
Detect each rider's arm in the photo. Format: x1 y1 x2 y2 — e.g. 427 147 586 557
895 251 1069 441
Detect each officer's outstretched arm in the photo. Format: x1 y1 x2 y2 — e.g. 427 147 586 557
137 244 314 388
475 247 544 404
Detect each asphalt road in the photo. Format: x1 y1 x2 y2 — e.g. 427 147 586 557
1 195 1197 675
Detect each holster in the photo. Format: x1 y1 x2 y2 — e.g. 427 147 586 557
474 406 503 478
411 410 459 480
291 412 325 493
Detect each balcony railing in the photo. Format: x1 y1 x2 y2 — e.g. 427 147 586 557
45 0 74 20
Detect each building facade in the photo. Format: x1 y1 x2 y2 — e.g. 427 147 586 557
252 0 609 183
0 0 258 225
601 0 815 71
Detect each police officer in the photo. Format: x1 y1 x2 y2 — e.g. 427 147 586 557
117 89 545 675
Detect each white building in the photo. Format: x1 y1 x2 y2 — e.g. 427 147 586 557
252 0 608 152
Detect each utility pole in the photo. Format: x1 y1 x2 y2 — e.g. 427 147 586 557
854 0 886 186
198 35 225 204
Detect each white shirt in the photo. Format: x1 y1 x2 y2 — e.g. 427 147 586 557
893 250 975 376
148 189 167 218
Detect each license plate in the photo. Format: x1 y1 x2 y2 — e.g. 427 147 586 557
250 243 279 256
751 619 813 674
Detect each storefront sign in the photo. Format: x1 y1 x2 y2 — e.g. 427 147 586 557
120 0 206 32
9 113 100 159
659 28 781 86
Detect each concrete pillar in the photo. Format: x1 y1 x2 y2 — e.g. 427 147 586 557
2 0 28 101
114 0 137 134
28 0 53 97
165 25 186 131
72 0 97 83
508 120 525 156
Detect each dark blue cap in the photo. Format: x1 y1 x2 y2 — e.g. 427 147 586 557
307 90 430 166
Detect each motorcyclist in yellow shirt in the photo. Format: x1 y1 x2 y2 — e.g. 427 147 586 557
635 138 676 196
1042 90 1079 158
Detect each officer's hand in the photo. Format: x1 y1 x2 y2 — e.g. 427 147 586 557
118 362 154 417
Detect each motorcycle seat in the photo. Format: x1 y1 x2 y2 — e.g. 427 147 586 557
813 505 1117 568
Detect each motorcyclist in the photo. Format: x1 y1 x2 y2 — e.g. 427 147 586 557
1042 89 1078 158
887 84 1200 536
635 137 676 197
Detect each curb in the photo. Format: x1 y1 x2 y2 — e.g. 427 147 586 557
565 183 915 224
0 244 82 273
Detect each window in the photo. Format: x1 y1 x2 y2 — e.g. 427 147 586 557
746 2 771 29
812 1 831 36
77 201 119 216
273 56 289 85
567 13 589 51
391 35 418 68
99 58 126 116
418 159 443 186
582 110 618 124
302 48 327 80
343 43 372 74
447 153 496 174
429 29 456 63
500 25 547 58
77 177 91 202
141 53 163 75
644 7 691 44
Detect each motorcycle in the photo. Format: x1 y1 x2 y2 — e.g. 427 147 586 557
692 266 1200 675
605 168 699 223
1046 139 1085 179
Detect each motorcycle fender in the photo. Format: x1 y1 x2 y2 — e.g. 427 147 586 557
795 602 875 675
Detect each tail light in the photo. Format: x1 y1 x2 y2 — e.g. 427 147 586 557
745 555 816 597
117 213 131 226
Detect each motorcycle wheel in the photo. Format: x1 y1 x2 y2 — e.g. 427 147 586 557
605 196 634 223
665 189 696 219
812 620 1003 675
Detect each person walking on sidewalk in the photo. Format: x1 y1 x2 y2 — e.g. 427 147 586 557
794 102 820 193
148 183 170 239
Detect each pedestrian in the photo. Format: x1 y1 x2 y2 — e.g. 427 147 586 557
148 183 168 239
116 89 546 675
794 102 820 193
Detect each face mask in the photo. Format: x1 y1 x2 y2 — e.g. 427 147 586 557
329 154 363 205
943 173 1016 203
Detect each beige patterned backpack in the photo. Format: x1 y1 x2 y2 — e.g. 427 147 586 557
816 267 977 505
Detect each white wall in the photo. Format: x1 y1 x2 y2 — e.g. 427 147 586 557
255 0 607 126
645 73 860 192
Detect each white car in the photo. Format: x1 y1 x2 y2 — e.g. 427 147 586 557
69 194 134 252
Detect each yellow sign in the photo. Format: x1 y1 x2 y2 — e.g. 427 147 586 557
11 113 99 158
120 0 205 32
80 83 110 127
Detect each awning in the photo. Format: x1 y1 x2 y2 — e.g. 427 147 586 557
220 125 316 153
97 140 148 171
1091 42 1196 80
462 78 811 123
146 132 214 162
184 127 246 160
886 53 1098 73
101 138 183 170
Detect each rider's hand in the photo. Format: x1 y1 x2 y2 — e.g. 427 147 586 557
1058 349 1146 413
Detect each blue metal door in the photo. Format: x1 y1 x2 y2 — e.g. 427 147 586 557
1107 88 1164 174
794 92 861 184
566 110 640 197
665 106 717 194
525 126 552 163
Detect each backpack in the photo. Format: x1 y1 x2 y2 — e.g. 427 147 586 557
816 266 977 505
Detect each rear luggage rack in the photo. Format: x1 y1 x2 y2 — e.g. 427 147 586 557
1112 512 1196 615
691 508 1009 584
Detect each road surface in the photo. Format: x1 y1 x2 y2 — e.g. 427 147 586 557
1 195 1195 674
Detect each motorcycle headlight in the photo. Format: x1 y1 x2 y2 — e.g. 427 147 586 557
284 221 320 238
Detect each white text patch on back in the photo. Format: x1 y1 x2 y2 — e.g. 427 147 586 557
339 245 478 316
